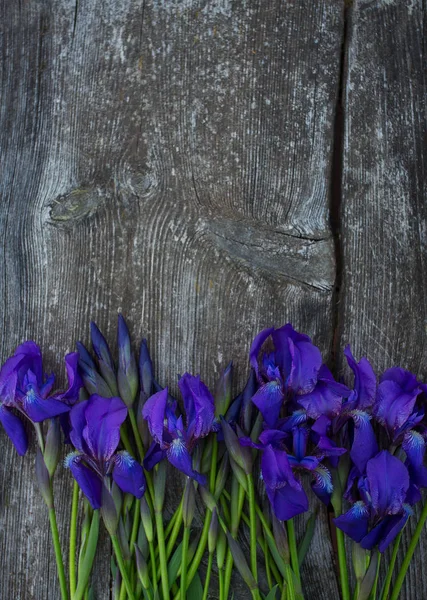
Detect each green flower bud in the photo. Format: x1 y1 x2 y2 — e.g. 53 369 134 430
216 528 227 570
153 462 167 512
35 449 53 509
208 508 219 554
215 362 233 418
214 453 229 500
183 478 196 528
140 496 154 543
221 418 252 474
44 418 61 477
226 532 258 591
135 544 151 589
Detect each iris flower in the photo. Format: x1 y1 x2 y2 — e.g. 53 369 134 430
334 451 412 552
0 341 81 455
241 422 345 520
66 394 146 508
142 373 215 485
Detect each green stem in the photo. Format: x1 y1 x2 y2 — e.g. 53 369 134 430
110 534 136 600
165 502 182 539
381 532 402 600
390 501 427 600
174 511 211 599
69 481 79 598
370 553 381 600
129 408 145 461
49 507 69 600
264 530 273 590
209 437 218 491
149 542 158 593
166 502 183 558
353 582 360 600
219 567 225 600
180 526 191 598
224 485 245 599
336 527 350 600
73 511 100 600
202 552 214 600
155 509 170 600
285 563 295 600
246 473 258 584
286 519 300 586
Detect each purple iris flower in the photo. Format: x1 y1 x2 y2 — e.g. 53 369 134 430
241 421 345 520
0 342 81 455
249 324 322 426
66 395 146 509
142 373 215 485
297 365 351 420
374 367 423 435
334 451 411 552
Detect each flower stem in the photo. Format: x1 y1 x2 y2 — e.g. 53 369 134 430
219 567 225 600
285 563 296 600
209 437 218 491
149 542 158 593
286 519 300 587
69 481 79 598
49 507 69 600
129 408 145 462
223 484 245 599
380 532 402 600
336 527 350 600
155 509 170 600
390 500 427 600
111 534 136 600
370 553 381 600
246 473 258 584
202 552 214 600
180 526 191 598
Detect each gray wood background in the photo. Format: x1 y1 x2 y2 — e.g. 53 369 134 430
0 0 425 598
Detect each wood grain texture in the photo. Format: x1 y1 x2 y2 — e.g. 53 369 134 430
340 0 426 598
0 1 343 598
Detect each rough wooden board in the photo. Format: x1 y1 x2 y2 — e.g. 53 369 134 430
0 1 343 598
340 1 426 598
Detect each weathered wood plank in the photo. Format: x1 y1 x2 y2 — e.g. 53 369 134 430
0 1 343 598
341 1 427 598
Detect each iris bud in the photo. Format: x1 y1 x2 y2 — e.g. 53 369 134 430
199 486 217 512
215 362 233 418
216 528 227 570
183 478 196 528
241 370 257 433
140 496 154 543
214 453 229 500
135 544 150 589
113 568 121 599
272 513 290 562
153 461 167 512
226 532 258 591
139 339 154 398
90 321 118 395
118 518 131 560
35 449 53 509
229 457 248 492
352 542 369 582
208 508 219 554
221 417 252 474
117 314 138 407
44 418 61 477
101 484 120 536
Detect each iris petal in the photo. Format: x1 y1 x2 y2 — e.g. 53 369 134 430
366 451 409 516
344 345 376 410
0 405 28 455
251 381 284 428
113 451 146 498
83 395 127 462
142 388 168 447
67 454 102 509
167 438 206 485
334 502 369 543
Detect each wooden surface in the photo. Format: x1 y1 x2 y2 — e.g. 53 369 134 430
0 0 425 598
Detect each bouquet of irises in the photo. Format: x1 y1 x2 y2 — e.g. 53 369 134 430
1 316 426 600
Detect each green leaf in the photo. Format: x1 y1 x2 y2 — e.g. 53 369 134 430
187 572 203 600
264 584 279 600
167 541 183 589
73 510 100 600
298 511 317 567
